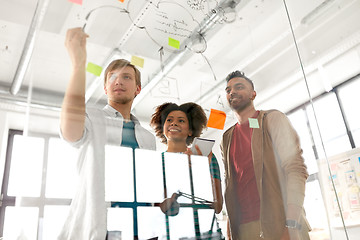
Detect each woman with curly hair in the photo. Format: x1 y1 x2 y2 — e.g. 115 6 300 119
150 102 223 214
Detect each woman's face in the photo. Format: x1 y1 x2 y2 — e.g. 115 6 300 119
163 110 192 143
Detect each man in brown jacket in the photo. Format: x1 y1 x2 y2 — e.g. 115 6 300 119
221 71 311 240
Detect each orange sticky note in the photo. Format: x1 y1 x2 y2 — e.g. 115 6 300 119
131 55 144 68
207 109 226 130
68 0 82 5
118 0 125 2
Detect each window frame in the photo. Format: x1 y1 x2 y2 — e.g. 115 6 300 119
0 129 71 239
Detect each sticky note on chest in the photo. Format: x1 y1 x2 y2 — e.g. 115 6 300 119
248 118 259 128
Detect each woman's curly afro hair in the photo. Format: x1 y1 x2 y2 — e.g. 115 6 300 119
150 102 207 146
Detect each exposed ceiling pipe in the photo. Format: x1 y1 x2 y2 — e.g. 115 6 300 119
301 0 337 25
85 2 154 102
132 0 241 109
131 47 190 109
9 0 50 95
1 84 62 112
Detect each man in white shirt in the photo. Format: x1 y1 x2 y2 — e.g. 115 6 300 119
58 27 155 240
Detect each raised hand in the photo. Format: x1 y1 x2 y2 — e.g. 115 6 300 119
65 27 89 68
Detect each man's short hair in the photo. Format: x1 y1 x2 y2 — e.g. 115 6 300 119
226 70 254 90
104 59 141 87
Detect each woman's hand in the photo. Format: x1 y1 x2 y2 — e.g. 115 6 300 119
159 192 180 216
186 145 213 158
185 145 202 155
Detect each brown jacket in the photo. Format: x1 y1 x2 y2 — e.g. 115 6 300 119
221 110 311 239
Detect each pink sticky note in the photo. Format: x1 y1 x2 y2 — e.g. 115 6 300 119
68 0 83 5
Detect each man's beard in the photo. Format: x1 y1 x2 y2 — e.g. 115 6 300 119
228 97 252 112
112 96 133 105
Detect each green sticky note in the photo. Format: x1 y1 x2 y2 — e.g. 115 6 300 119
86 62 103 76
249 118 259 128
168 37 180 49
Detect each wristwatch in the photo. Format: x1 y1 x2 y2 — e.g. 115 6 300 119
285 219 302 230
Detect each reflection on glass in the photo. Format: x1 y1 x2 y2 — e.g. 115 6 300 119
306 93 351 157
164 152 191 202
306 106 326 160
107 208 133 240
3 206 39 239
338 78 360 147
135 149 164 202
197 209 217 236
43 206 70 240
288 110 319 174
190 155 213 202
168 208 195 239
105 145 134 202
137 207 166 239
303 180 330 239
46 138 77 198
352 131 360 150
8 135 44 197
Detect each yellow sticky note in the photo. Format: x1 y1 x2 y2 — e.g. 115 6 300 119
131 55 144 68
168 37 180 49
86 62 102 76
207 109 226 130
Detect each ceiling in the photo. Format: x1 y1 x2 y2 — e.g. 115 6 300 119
1 0 360 137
